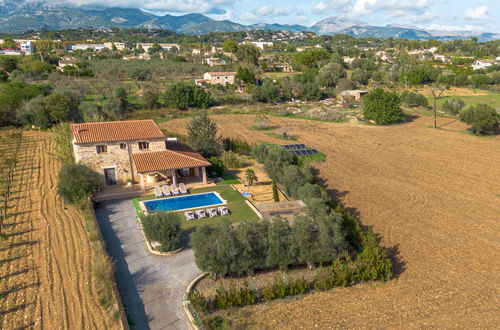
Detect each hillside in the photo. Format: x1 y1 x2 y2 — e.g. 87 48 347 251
0 1 497 40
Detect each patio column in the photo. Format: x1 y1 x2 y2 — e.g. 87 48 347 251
172 169 177 185
139 174 145 191
202 166 207 184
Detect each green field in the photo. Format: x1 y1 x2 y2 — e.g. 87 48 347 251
132 184 259 230
428 93 500 112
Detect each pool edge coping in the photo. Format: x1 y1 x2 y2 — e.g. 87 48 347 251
140 191 227 215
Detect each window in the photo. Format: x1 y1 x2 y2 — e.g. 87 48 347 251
120 143 127 150
138 142 149 150
96 145 107 154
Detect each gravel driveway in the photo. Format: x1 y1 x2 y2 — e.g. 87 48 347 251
95 199 201 330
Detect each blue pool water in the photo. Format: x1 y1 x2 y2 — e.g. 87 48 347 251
143 192 224 212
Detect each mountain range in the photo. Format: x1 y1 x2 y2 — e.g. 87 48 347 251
0 0 498 41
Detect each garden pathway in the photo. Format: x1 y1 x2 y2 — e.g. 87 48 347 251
95 199 201 330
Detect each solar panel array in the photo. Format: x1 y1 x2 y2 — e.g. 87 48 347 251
282 144 319 157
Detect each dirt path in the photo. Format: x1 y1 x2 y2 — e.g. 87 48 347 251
0 131 118 329
161 114 500 328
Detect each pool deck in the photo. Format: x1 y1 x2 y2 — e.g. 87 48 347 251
140 191 227 214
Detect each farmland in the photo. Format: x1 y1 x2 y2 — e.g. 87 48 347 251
161 114 500 328
0 130 119 329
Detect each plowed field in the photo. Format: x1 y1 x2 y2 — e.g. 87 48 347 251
161 115 500 328
0 131 118 329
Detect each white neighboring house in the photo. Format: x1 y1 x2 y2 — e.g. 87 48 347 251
18 41 34 54
136 43 179 52
0 49 21 56
471 59 497 70
195 72 236 86
433 54 448 62
250 41 273 50
205 57 226 66
71 44 106 51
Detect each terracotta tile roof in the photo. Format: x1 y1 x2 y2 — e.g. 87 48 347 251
166 141 210 162
132 149 210 173
206 72 236 76
71 120 164 144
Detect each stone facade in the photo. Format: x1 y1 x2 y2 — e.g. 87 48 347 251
73 137 166 185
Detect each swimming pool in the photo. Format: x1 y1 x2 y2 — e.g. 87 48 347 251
142 192 226 213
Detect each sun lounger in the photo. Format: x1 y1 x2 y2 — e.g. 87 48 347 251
207 208 218 217
195 209 207 218
184 211 195 221
161 185 171 197
170 184 179 195
218 206 229 216
154 186 163 198
178 183 188 194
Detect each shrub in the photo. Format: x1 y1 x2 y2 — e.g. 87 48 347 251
57 163 100 205
207 157 225 177
363 88 405 125
252 80 281 103
355 231 393 281
253 114 271 130
214 282 255 309
188 290 209 314
401 91 428 108
262 275 310 301
262 275 287 300
220 151 240 169
141 212 182 251
308 108 343 121
459 104 498 135
442 98 465 114
221 136 252 155
203 316 233 330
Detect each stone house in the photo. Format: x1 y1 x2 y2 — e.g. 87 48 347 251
194 72 236 86
70 120 210 190
195 72 236 86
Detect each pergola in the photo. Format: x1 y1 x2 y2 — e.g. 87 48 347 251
132 149 210 191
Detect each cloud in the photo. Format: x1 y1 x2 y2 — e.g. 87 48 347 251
312 0 432 17
464 6 489 21
240 5 299 22
208 9 234 21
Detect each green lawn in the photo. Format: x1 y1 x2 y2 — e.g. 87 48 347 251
132 184 259 230
426 93 500 112
216 172 241 185
298 152 327 166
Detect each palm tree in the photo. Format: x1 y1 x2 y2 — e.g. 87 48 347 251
245 169 258 186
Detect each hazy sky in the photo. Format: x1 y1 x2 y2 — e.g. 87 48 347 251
41 0 500 32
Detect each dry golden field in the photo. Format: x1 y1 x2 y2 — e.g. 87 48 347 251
0 131 119 329
161 114 500 328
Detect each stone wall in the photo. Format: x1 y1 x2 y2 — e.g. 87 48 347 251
73 138 167 185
